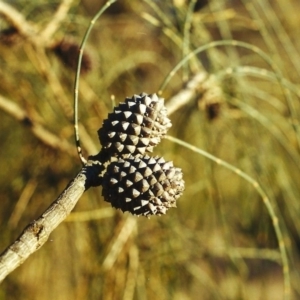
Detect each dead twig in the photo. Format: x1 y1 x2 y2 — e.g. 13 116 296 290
0 0 74 47
0 1 38 42
0 159 103 283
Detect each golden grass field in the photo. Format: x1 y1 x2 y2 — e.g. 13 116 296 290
1 0 300 299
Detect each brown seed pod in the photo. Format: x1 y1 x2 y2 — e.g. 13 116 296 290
0 27 22 46
51 38 92 74
98 93 172 157
101 155 184 217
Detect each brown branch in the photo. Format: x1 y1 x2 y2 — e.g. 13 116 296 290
165 72 208 114
0 160 103 283
165 71 222 115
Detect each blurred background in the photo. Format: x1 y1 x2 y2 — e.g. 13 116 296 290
1 0 300 299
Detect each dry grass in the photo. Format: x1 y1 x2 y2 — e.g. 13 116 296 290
1 0 300 299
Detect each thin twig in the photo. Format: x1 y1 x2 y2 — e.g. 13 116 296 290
164 71 222 116
165 135 291 300
0 1 38 42
74 0 118 164
163 71 207 114
102 216 137 272
0 0 73 47
39 0 74 44
8 179 38 228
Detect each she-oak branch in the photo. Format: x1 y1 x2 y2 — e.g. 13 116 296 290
0 160 103 283
0 0 214 281
0 71 210 282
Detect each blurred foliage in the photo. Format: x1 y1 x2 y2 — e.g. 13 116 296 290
1 0 300 299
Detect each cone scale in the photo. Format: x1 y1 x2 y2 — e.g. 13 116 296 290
102 155 184 216
98 93 171 157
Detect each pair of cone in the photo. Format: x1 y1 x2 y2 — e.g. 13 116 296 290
98 93 184 217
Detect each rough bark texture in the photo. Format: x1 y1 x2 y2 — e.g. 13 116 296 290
0 161 102 282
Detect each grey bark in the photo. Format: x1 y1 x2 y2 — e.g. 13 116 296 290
0 160 103 282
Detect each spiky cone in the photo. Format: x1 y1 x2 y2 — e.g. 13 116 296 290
98 93 172 158
101 155 184 217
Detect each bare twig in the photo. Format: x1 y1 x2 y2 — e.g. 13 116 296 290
8 179 38 228
164 72 208 114
102 216 137 272
0 159 103 282
0 0 74 47
39 0 74 43
0 1 38 42
165 71 222 115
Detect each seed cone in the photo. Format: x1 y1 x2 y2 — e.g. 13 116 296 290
51 38 92 74
101 155 184 217
0 27 22 46
98 93 172 157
